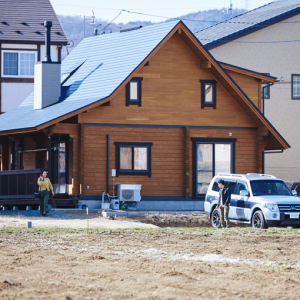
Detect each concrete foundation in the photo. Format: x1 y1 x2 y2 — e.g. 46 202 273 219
78 199 204 211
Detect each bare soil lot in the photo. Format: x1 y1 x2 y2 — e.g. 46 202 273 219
1 225 300 300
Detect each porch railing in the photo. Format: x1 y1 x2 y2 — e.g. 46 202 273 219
0 169 43 199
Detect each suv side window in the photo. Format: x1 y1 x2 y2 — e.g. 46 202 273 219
226 181 237 194
212 180 220 192
212 179 237 193
235 181 248 195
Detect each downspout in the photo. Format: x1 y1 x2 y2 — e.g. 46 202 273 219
106 134 109 194
262 81 275 115
262 80 284 174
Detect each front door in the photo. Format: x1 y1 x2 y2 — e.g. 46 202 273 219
51 140 68 194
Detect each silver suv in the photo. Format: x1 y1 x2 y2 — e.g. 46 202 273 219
204 173 300 229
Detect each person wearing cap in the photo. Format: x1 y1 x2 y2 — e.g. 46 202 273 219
216 179 231 228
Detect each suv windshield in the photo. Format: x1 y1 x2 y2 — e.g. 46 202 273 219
250 180 292 196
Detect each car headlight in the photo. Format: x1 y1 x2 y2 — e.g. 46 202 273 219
264 203 279 212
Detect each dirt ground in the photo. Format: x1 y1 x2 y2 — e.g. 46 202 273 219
1 220 300 300
118 213 212 227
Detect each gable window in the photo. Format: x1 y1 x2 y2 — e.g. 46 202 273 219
1 51 36 77
115 142 152 177
292 74 300 99
126 77 143 106
192 138 236 198
200 80 217 109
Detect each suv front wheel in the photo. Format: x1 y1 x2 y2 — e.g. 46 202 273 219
252 210 268 229
211 208 221 228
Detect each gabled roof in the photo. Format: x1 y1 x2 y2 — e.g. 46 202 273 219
0 20 289 150
0 21 180 132
194 0 300 49
0 0 67 44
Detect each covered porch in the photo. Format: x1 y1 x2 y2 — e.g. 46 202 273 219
0 123 79 209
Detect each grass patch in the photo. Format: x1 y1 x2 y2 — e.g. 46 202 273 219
1 226 300 238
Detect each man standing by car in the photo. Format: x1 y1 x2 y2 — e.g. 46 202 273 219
216 179 231 228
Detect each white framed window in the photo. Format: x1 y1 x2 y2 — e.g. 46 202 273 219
1 50 37 78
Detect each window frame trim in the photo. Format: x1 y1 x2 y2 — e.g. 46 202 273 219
114 142 152 177
126 77 143 106
291 74 300 100
262 73 270 99
1 50 37 78
191 137 236 199
200 80 217 109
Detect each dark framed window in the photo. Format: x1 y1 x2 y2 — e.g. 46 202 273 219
292 74 300 100
114 142 152 177
262 73 270 99
200 80 217 109
126 77 143 106
191 138 236 198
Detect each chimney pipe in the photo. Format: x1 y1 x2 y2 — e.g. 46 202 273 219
44 21 52 62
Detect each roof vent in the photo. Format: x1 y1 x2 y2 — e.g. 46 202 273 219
21 22 29 26
15 30 22 34
35 31 42 35
55 31 63 35
1 21 8 25
120 25 143 33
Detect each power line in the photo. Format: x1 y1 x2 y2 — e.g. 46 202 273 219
123 10 300 25
199 38 300 44
101 10 124 34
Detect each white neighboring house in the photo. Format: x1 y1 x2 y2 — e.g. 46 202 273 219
0 0 68 113
195 0 300 181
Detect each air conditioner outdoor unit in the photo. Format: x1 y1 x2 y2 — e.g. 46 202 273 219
117 184 141 202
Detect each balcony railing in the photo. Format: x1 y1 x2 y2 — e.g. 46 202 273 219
0 169 43 199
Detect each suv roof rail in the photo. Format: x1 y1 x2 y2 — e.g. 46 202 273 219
246 173 277 178
217 173 247 178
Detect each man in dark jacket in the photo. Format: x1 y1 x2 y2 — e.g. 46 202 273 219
216 179 231 228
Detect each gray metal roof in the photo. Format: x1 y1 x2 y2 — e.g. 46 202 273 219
0 0 67 44
0 21 180 132
195 0 300 48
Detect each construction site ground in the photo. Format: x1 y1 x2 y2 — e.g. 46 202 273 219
0 210 299 299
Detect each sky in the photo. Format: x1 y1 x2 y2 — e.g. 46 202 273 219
50 0 276 23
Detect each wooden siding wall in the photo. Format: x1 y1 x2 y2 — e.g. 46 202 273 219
23 137 37 169
81 35 255 128
80 125 261 198
226 70 261 110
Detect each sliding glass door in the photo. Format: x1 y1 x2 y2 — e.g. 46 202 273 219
51 141 68 194
193 138 235 197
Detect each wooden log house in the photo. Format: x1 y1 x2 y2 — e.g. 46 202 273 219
0 21 290 210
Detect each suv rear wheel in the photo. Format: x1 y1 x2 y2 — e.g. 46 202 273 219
211 208 221 228
252 210 268 229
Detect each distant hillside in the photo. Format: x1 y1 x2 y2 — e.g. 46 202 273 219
58 8 246 58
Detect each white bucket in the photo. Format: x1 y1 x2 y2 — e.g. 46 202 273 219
101 203 110 210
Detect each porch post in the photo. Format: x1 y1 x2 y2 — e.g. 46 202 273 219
10 139 15 170
47 135 52 178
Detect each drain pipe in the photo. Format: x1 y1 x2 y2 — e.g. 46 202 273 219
106 134 109 194
263 150 284 174
262 81 274 115
262 80 284 173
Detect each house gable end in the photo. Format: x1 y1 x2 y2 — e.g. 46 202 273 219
81 34 256 128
